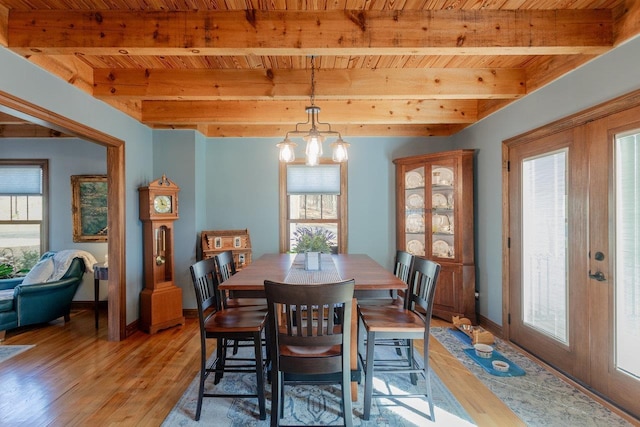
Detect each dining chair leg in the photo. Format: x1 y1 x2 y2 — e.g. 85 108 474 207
270 370 281 427
424 344 435 421
363 330 376 421
342 362 353 427
196 343 207 421
214 338 225 384
408 340 418 385
253 331 267 420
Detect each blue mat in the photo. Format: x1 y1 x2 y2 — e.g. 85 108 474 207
448 328 526 377
463 348 526 377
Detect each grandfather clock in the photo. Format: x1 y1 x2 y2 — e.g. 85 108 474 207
138 174 184 334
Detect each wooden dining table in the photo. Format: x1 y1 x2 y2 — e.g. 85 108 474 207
218 253 407 400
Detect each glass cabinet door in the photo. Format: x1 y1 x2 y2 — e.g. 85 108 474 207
430 163 455 260
404 165 426 256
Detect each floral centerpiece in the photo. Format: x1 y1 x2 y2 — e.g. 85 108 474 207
292 226 336 254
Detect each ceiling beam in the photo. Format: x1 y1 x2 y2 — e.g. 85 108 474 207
141 99 477 125
8 9 613 56
192 123 468 137
93 67 525 100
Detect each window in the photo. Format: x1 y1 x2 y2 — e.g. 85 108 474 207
0 160 48 274
279 160 348 253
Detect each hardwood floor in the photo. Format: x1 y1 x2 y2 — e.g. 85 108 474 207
0 309 594 426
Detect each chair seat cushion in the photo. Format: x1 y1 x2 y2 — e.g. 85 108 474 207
0 289 14 311
204 309 266 332
358 305 425 332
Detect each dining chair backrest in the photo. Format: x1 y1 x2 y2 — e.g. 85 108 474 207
407 257 440 322
189 257 222 327
263 279 355 376
394 250 414 284
214 250 236 283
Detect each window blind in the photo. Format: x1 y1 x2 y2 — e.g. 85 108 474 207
287 164 340 195
0 166 43 194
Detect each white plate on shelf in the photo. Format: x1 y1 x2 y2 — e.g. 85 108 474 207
405 171 424 188
406 214 424 233
432 193 447 208
432 167 454 186
433 240 451 258
407 240 425 256
407 193 424 209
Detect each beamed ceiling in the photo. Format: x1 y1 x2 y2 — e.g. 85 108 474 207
1 1 639 138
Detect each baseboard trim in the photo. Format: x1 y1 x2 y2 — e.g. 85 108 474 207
126 320 139 338
477 314 503 339
71 301 107 310
183 309 198 319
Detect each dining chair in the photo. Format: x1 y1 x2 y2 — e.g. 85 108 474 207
214 250 266 309
263 279 355 427
189 258 267 421
357 250 412 307
358 250 414 359
357 257 440 421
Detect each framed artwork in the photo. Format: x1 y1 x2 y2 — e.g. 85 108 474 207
71 175 108 242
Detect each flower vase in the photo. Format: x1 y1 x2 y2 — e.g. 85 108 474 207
305 251 321 271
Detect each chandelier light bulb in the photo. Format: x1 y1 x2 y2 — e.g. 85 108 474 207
277 138 297 163
331 138 350 162
304 132 324 158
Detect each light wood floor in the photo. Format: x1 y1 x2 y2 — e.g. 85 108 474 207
0 310 582 426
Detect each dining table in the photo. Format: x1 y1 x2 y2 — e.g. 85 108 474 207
218 252 407 400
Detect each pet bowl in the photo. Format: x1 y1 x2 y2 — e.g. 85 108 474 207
474 343 493 359
492 360 509 372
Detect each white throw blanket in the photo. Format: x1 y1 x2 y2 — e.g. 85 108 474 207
49 249 98 280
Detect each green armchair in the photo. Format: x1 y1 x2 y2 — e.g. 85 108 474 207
0 252 86 340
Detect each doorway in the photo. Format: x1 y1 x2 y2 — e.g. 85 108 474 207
0 90 126 341
504 94 640 418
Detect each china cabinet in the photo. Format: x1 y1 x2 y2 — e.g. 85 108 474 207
394 150 476 323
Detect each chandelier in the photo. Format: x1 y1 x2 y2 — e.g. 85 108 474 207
277 56 349 166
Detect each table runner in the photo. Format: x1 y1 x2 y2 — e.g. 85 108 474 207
284 253 343 284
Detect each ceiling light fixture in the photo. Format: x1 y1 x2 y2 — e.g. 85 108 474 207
277 56 349 166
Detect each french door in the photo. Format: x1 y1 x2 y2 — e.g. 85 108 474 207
507 104 640 418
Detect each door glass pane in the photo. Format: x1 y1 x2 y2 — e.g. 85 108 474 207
521 150 568 343
615 131 640 379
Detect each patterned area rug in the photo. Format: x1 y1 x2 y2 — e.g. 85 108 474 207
431 327 633 427
162 346 474 427
0 345 34 364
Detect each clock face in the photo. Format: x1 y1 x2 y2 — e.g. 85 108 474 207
153 195 172 214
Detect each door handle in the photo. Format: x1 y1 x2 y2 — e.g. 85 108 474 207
588 270 606 281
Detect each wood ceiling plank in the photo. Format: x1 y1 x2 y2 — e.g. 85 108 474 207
7 9 613 56
0 123 71 137
614 0 640 45
140 99 477 124
0 4 7 47
92 67 526 99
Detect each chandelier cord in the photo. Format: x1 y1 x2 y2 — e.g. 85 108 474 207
310 56 316 107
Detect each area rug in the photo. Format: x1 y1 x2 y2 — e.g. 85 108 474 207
0 345 34 364
431 327 633 427
162 346 474 427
